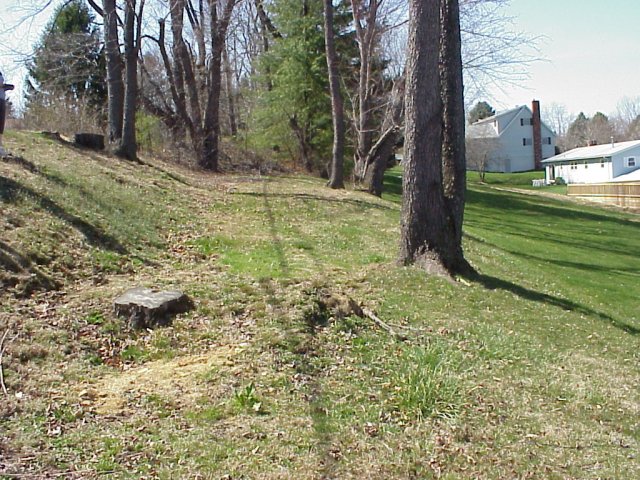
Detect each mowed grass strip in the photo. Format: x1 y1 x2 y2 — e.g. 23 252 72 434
0 134 638 479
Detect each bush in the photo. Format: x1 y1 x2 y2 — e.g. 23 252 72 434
554 177 566 185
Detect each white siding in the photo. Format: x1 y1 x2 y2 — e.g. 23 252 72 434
553 159 612 184
497 107 534 172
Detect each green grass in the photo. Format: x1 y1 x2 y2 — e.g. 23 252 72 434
1 133 638 479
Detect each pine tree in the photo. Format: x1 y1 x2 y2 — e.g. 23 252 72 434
468 101 495 124
27 0 105 110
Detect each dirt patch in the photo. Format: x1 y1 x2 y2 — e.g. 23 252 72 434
80 344 245 415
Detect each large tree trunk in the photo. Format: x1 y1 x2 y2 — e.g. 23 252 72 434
440 0 472 274
400 0 461 275
115 0 140 161
323 0 345 189
103 0 124 144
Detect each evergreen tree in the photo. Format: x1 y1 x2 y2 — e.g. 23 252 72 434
252 0 331 172
468 101 495 124
587 112 614 145
26 0 105 110
566 112 589 147
251 0 356 173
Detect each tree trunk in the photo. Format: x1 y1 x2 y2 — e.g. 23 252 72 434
351 0 380 182
440 0 472 273
289 116 313 172
103 0 124 143
354 51 373 181
201 45 223 171
223 47 238 136
363 75 405 196
400 0 458 274
363 126 399 196
115 0 139 161
323 0 345 189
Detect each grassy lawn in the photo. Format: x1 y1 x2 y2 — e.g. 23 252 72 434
1 133 638 479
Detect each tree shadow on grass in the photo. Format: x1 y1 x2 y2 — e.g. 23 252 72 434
1 175 127 254
234 191 397 212
0 240 60 295
466 188 639 229
464 271 639 336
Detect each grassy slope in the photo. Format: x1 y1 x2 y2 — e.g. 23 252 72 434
1 132 638 479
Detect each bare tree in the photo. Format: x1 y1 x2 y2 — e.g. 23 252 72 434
144 0 239 170
350 0 406 182
102 0 125 143
323 0 345 189
466 137 497 181
362 74 404 196
351 0 380 181
115 0 145 160
615 96 640 141
460 0 539 106
542 102 569 138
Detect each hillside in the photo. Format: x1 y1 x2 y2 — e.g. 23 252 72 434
1 131 639 479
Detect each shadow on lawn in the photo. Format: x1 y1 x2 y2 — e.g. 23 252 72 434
260 181 290 277
0 175 127 254
465 271 639 336
234 191 396 212
466 188 639 229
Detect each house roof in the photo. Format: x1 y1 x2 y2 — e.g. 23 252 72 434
467 104 556 138
467 121 499 138
542 140 640 163
610 168 640 182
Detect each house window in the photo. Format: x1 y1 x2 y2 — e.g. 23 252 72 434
542 137 552 145
522 138 533 146
625 156 636 167
601 159 605 168
520 118 533 126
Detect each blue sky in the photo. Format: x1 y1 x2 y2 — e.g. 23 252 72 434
490 0 640 116
1 0 639 118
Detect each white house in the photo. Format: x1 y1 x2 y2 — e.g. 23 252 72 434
541 140 640 184
467 100 557 173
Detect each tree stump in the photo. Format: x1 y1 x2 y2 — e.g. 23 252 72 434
74 133 105 150
114 287 193 329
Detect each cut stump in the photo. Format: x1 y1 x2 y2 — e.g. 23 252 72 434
114 287 193 329
74 133 105 150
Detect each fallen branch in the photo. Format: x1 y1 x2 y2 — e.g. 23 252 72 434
361 308 408 341
0 330 19 396
0 329 11 395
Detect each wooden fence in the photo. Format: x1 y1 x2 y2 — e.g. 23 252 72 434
568 182 640 208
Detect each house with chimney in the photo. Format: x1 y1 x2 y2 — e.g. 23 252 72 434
466 100 556 173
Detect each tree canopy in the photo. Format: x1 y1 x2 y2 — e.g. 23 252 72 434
26 0 105 110
468 101 495 124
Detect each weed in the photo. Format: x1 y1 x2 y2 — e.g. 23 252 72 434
388 344 462 421
233 382 263 414
86 311 105 325
120 344 148 363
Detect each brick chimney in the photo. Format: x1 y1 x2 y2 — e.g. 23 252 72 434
532 100 542 169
